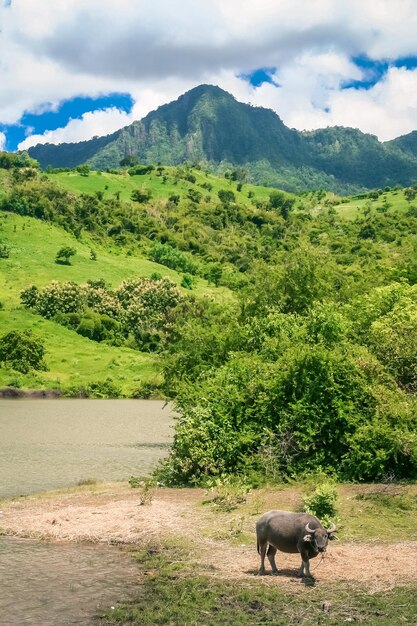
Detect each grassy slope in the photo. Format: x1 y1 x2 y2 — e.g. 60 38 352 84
334 188 412 220
0 210 228 395
0 167 411 394
47 167 285 206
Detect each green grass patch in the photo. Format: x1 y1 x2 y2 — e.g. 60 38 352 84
100 541 417 625
0 309 159 395
0 212 226 307
48 168 292 209
0 211 231 394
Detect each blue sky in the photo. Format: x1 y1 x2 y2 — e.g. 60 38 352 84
2 0 417 150
1 94 134 151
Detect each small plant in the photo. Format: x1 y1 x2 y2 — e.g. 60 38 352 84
0 244 10 258
205 476 250 512
228 515 245 538
303 482 339 527
129 476 155 505
90 249 97 261
131 187 152 203
180 273 194 290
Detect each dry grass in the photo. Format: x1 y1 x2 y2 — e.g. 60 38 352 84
1 482 417 593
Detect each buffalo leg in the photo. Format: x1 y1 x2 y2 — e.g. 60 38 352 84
267 545 278 574
258 540 268 575
299 559 312 578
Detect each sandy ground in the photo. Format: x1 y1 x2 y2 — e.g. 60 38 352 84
1 483 416 593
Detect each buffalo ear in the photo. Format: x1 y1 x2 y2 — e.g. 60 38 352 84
303 534 312 542
328 533 339 541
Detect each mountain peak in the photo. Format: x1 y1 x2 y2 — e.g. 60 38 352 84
26 85 417 194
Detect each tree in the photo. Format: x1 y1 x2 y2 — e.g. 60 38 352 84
131 188 152 203
0 330 46 373
76 164 90 176
55 246 76 265
120 155 138 167
269 191 295 220
404 188 417 202
218 189 235 205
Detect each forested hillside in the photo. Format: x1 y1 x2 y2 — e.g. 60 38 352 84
2 151 417 482
27 85 417 194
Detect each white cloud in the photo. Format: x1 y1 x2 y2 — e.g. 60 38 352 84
0 132 6 150
4 0 417 144
18 107 133 149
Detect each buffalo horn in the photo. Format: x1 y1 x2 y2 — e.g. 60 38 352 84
305 522 315 533
326 523 337 533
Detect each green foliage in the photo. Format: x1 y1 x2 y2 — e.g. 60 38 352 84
218 189 236 204
180 273 194 289
160 295 417 484
0 243 10 258
204 475 250 512
269 190 295 219
187 188 202 203
0 151 39 170
120 155 138 167
0 329 46 373
131 187 152 203
86 378 122 398
21 276 183 353
151 243 199 275
26 85 417 194
75 164 91 176
55 246 76 265
303 483 338 526
128 164 155 176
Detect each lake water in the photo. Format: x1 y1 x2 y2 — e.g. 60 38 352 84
0 537 139 625
0 399 175 625
0 399 174 499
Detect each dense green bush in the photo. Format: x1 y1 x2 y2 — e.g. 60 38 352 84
21 276 182 352
21 281 85 318
151 243 199 275
303 483 338 526
0 243 10 258
128 164 155 176
0 151 39 170
131 187 152 203
0 330 46 373
159 317 417 484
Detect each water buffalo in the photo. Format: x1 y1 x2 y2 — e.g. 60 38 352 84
256 510 337 578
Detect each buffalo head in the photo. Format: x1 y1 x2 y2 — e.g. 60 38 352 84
303 522 338 553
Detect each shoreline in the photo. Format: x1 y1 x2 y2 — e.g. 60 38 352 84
2 481 417 592
0 386 167 399
0 386 62 399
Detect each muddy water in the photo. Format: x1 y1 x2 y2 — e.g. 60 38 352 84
0 536 139 625
0 399 174 498
0 400 175 624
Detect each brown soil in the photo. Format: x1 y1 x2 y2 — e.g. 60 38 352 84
1 483 415 593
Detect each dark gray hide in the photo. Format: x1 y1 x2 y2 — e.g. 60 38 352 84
256 510 337 578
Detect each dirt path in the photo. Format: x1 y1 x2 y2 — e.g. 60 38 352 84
1 483 416 593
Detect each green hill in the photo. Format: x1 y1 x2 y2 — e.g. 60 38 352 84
4 157 417 481
27 85 417 194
